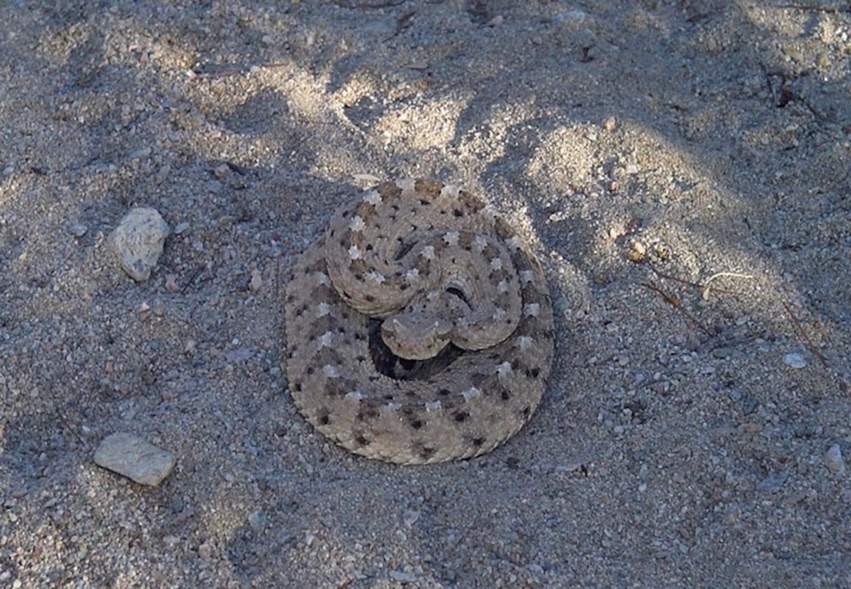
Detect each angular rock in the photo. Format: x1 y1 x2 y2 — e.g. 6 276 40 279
756 471 788 493
783 352 806 369
94 432 175 486
110 207 168 281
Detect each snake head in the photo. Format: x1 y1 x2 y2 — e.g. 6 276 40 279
381 314 453 361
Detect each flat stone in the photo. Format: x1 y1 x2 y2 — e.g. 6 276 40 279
783 352 807 369
110 207 169 281
756 471 788 493
94 432 175 486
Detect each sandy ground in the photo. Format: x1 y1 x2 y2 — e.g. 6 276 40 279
1 1 850 587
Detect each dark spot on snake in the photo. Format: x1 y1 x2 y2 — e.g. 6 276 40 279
365 294 376 302
357 405 380 421
439 388 452 396
521 406 531 419
356 355 366 363
354 433 371 446
418 446 436 460
366 244 374 251
471 373 489 387
419 199 431 206
501 389 511 401
325 379 349 397
410 419 424 430
454 411 469 422
306 367 315 375
384 394 395 401
528 367 541 378
453 209 463 217
318 412 331 425
472 437 486 447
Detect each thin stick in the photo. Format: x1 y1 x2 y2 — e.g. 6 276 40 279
782 302 829 368
648 264 742 297
701 272 755 300
181 264 205 294
642 282 713 336
778 4 849 14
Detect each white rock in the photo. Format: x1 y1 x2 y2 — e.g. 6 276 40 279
94 432 175 486
249 269 263 293
783 352 807 369
825 444 846 476
110 207 169 281
67 223 88 237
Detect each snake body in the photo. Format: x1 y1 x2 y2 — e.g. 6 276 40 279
284 179 554 464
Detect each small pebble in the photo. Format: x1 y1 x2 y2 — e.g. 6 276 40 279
824 444 846 476
248 510 266 532
198 539 215 559
163 535 179 547
213 163 230 180
165 274 179 293
627 241 646 263
402 509 420 527
389 570 419 583
783 352 807 369
756 472 788 493
68 223 88 238
109 207 169 281
94 432 176 486
249 269 263 293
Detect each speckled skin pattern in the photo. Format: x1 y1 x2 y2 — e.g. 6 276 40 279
284 179 554 464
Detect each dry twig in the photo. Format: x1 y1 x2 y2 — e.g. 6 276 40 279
782 302 829 368
641 282 713 336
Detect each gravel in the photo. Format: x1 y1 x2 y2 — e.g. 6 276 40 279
1 1 849 587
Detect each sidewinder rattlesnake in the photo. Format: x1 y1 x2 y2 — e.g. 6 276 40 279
284 179 554 464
